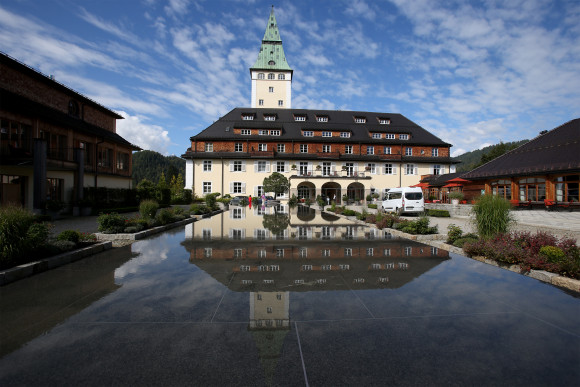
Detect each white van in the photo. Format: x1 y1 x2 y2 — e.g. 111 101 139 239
382 187 425 215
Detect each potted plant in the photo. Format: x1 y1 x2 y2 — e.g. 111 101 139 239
342 194 349 204
449 191 464 205
316 195 325 209
291 164 297 170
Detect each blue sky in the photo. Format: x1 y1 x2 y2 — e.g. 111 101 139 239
1 0 579 157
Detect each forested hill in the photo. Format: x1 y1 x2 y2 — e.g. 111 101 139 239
132 150 185 185
455 140 529 172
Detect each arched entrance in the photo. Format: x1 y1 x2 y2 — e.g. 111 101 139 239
296 181 315 199
346 182 365 203
321 182 341 204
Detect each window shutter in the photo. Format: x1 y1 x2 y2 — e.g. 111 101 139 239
229 162 233 172
393 164 397 175
229 182 234 193
242 183 246 194
254 186 259 197
254 161 258 173
242 161 246 172
284 161 289 172
266 163 270 172
414 166 418 175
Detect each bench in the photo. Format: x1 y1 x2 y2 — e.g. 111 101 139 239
545 200 580 211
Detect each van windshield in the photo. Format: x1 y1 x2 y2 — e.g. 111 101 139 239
405 192 423 200
388 192 402 200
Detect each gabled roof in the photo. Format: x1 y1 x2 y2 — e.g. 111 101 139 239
191 108 452 147
250 7 292 72
461 118 580 180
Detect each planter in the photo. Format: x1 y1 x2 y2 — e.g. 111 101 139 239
451 199 459 206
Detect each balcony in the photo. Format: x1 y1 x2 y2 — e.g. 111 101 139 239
291 169 369 179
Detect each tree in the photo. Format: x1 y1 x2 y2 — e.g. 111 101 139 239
170 173 185 201
263 172 289 199
157 172 168 190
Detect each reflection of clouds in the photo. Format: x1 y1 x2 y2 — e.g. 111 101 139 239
114 235 172 278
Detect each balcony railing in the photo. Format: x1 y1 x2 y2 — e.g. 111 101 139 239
292 169 368 178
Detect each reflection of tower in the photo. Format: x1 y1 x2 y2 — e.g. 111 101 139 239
249 291 290 384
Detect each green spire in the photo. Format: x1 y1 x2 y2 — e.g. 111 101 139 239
251 6 292 71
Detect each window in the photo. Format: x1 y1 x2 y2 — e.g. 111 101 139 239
384 248 391 256
431 247 438 255
259 99 264 106
269 87 274 93
302 265 313 271
235 143 243 152
295 115 306 121
322 145 331 153
432 148 439 157
264 115 276 121
303 131 313 137
405 247 412 256
300 144 308 153
46 177 64 202
205 143 213 152
322 249 331 257
355 117 366 123
277 143 285 153
405 147 412 156
366 163 376 174
400 134 409 140
258 73 265 79
367 146 374 155
242 114 254 120
258 143 267 151
234 248 243 258
97 148 112 167
278 100 283 106
317 116 328 122
268 73 275 79
278 74 285 80
116 152 128 170
433 165 442 175
384 163 394 175
372 133 381 139
322 162 332 176
491 179 512 200
68 100 79 117
340 132 350 138
203 182 212 194
385 134 395 139
344 248 352 257
366 248 374 256
241 129 251 135
299 248 307 258
203 160 212 172
256 161 268 172
345 145 353 154
384 146 391 155
379 118 390 125
259 130 268 135
405 164 417 175
322 131 332 137
276 161 286 173
344 162 354 176
519 177 547 201
232 182 244 194
232 161 244 172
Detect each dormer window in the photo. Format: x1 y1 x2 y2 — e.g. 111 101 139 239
317 116 328 123
378 118 390 125
322 131 332 137
303 131 313 137
399 134 409 140
385 134 395 139
241 129 251 135
278 74 285 80
268 60 275 65
354 117 366 123
264 115 276 121
268 73 275 80
372 133 382 139
294 115 306 122
340 132 351 138
270 130 281 136
258 73 265 79
242 114 254 121
259 130 268 135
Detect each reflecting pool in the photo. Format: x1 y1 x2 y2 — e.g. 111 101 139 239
1 206 579 386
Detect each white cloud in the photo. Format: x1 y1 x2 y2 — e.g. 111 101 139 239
344 0 375 21
116 111 171 154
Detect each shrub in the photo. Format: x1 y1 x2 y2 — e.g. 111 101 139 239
57 230 81 244
205 193 221 210
0 206 36 265
427 209 450 217
447 224 463 244
288 194 298 207
453 236 479 248
342 209 357 216
356 209 368 221
539 245 566 264
190 204 210 215
79 232 97 242
367 203 378 209
52 240 76 252
124 226 138 233
395 216 438 235
97 212 126 233
140 200 159 220
471 194 513 239
156 208 175 225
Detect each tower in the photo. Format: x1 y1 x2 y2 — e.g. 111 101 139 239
250 6 293 108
